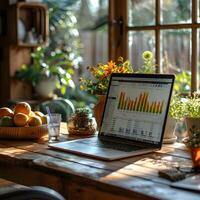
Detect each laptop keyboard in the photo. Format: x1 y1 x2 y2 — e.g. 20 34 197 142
80 139 145 152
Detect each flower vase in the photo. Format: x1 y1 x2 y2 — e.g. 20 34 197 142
93 95 106 129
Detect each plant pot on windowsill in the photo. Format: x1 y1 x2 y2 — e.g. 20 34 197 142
185 117 200 137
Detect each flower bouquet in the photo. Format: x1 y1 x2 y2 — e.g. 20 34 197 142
80 57 133 95
80 51 155 95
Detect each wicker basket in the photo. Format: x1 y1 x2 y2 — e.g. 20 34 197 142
0 125 48 139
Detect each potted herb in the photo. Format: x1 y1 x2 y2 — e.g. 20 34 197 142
166 93 200 139
15 46 75 98
163 94 184 143
184 93 200 136
169 94 186 121
67 107 97 135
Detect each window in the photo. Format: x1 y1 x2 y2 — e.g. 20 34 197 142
109 0 200 93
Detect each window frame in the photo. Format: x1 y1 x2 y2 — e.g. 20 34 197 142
109 0 199 92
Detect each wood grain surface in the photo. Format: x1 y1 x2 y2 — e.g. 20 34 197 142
0 123 199 200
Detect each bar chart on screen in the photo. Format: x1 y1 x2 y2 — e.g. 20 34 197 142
117 91 165 114
106 89 168 142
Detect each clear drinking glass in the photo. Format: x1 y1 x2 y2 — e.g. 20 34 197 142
47 113 61 142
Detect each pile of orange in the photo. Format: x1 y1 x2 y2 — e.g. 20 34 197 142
0 102 48 127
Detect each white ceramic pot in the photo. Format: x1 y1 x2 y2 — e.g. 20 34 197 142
35 77 56 98
185 117 200 137
163 116 177 144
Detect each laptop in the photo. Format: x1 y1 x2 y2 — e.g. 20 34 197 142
49 73 175 160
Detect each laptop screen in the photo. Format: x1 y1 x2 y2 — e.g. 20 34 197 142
100 74 174 146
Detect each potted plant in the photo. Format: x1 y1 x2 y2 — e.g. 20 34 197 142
67 107 97 135
79 56 133 127
184 93 200 136
166 93 200 140
163 94 185 143
15 46 75 98
184 128 200 168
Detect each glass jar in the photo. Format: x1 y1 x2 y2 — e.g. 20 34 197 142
67 112 97 136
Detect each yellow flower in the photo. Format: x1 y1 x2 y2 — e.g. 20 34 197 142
117 56 124 62
80 85 85 90
142 51 153 60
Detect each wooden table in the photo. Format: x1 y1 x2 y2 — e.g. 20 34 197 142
0 123 199 200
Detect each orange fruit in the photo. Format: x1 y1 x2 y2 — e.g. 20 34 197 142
0 107 14 118
13 102 31 115
13 113 29 127
28 116 42 126
29 111 36 118
41 115 48 124
34 111 44 118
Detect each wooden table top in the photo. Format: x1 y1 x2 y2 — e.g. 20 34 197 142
0 123 199 200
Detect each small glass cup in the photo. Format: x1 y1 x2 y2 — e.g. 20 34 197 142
47 113 61 142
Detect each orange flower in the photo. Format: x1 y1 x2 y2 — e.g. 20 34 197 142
79 56 133 95
107 60 116 68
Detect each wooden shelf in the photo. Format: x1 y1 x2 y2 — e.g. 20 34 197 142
17 41 44 47
9 2 49 47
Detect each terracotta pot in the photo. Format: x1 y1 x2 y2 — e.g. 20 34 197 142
190 147 200 168
185 117 200 137
93 95 106 129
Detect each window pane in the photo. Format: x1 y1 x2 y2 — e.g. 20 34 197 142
128 31 155 71
161 0 191 24
128 0 155 26
74 0 108 66
198 0 200 22
198 29 200 91
161 29 191 93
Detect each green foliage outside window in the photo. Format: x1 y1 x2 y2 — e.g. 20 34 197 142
174 70 191 94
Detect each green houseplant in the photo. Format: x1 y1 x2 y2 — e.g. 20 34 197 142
168 93 200 121
169 94 186 121
15 46 75 98
67 107 97 135
163 94 186 143
184 93 200 136
167 93 200 139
